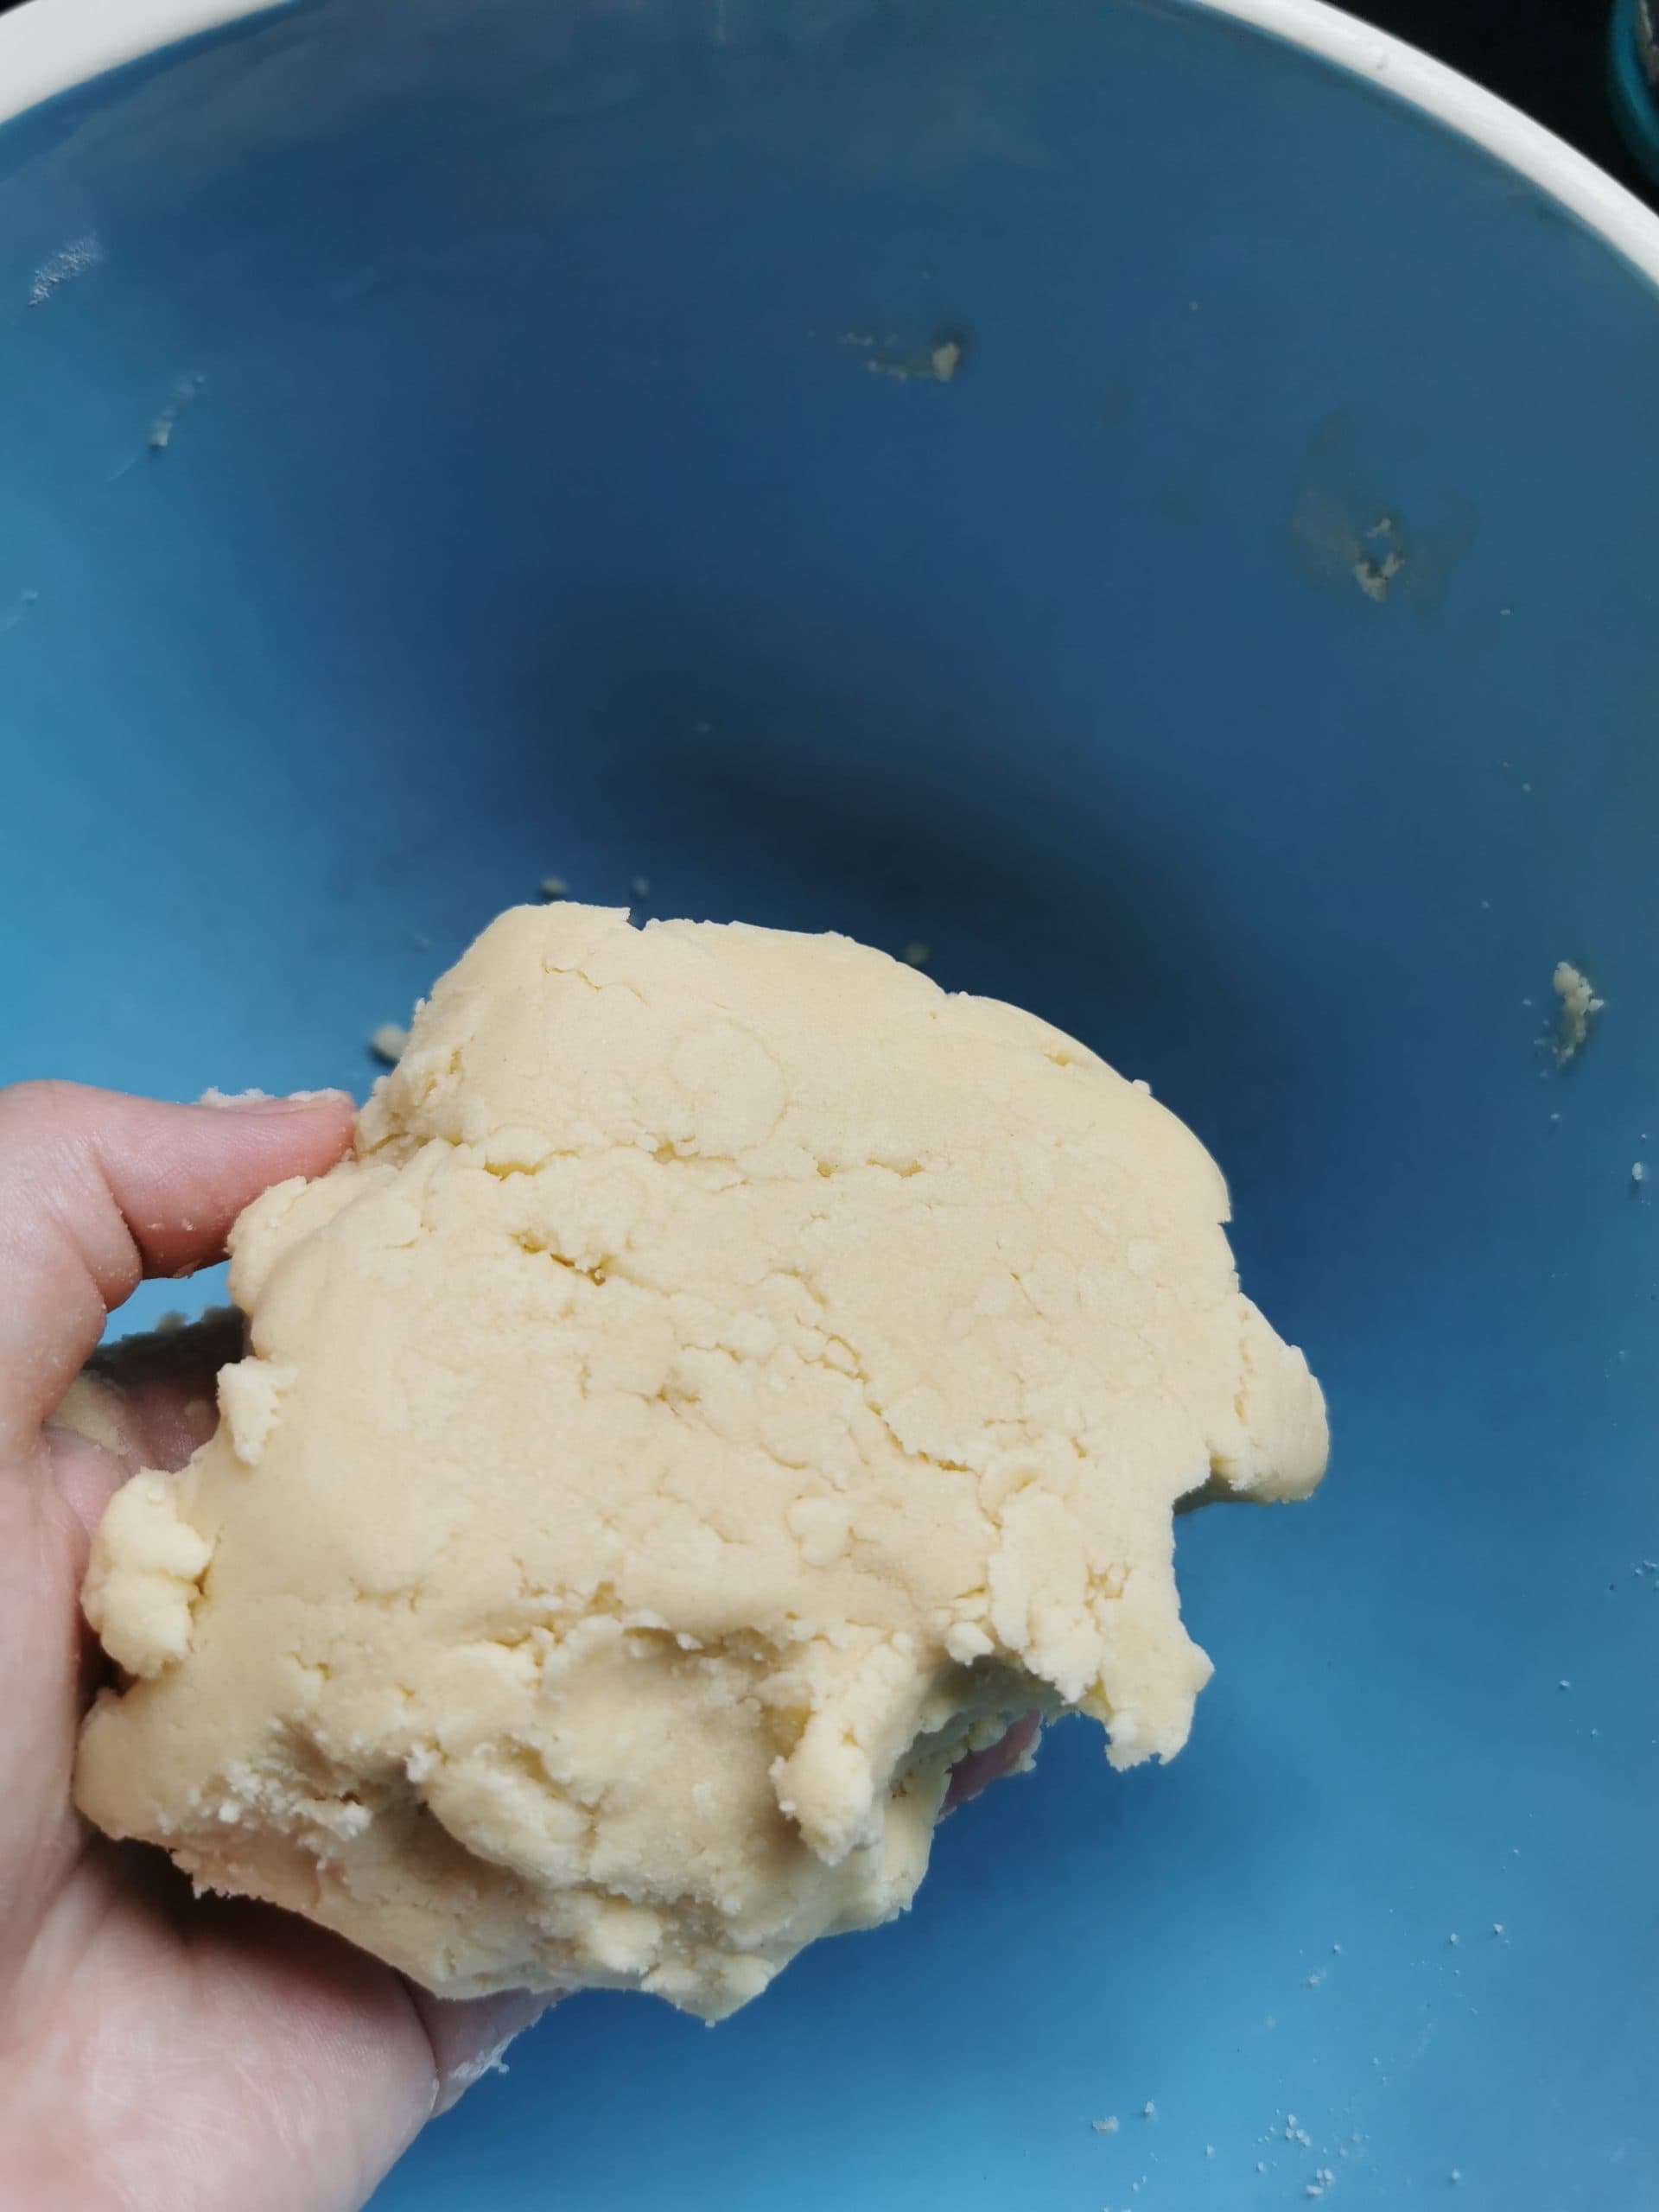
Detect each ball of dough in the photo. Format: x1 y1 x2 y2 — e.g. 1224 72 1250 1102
75 905 1326 2019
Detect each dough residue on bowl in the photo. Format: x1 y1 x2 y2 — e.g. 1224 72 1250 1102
1552 960 1603 1064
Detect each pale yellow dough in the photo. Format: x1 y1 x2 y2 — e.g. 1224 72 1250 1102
75 905 1327 2019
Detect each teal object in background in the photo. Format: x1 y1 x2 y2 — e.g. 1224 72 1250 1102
1611 0 1659 187
3 1 1659 2205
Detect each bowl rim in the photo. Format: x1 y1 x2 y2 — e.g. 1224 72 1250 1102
1221 0 1659 283
0 0 1656 289
0 0 278 128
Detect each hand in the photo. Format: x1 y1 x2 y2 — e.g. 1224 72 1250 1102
0 1078 1035 2212
0 1083 550 2212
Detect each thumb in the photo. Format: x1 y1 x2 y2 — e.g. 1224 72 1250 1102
0 1082 355 1452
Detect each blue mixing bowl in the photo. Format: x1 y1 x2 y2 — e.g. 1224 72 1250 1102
3 2 1658 2206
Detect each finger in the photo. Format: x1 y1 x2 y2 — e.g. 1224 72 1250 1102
0 1083 353 1451
48 1313 244 1541
63 1311 245 1445
943 1711 1043 1809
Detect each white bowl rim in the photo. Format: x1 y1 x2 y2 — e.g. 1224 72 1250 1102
0 0 279 127
1 0 1656 289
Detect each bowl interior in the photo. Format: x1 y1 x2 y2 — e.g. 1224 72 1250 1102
3 2 1658 2205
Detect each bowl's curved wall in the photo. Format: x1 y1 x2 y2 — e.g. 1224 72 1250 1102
2 3 1656 2207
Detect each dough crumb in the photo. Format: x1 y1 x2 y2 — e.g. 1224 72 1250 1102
1092 2116 1120 2134
146 372 205 455
1353 547 1406 601
1353 517 1407 602
1552 961 1603 1064
867 331 968 384
76 903 1327 2020
368 1022 410 1065
540 876 569 901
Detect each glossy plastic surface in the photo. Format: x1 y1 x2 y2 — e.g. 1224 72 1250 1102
2 3 1657 2205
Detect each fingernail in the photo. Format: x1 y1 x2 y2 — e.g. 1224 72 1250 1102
442 2035 516 2103
430 1989 559 2115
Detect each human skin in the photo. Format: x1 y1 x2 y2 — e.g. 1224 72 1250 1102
0 1084 552 2212
0 1079 1026 2212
